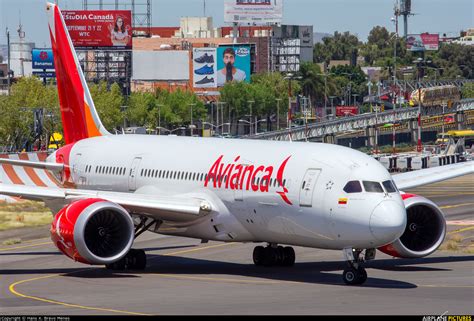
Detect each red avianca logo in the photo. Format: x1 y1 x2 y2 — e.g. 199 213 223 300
204 155 293 205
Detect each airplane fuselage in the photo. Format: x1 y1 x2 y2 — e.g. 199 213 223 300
51 135 407 250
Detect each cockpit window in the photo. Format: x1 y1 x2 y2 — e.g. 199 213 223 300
363 181 384 193
382 180 397 193
343 181 362 193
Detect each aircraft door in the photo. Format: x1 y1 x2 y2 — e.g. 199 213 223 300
299 169 321 207
128 157 142 191
72 153 87 186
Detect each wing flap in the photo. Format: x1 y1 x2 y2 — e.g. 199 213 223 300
392 161 474 190
0 183 212 223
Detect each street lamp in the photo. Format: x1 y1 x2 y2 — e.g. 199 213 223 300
284 73 302 129
239 119 267 135
156 126 186 135
275 98 282 130
156 104 163 135
188 103 196 136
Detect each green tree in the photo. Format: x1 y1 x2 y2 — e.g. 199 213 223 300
313 31 360 64
88 81 124 132
0 77 59 150
461 83 474 98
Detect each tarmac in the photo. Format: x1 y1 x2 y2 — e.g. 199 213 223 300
1 174 473 315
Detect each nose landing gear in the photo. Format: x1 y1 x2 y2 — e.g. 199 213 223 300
342 248 374 285
253 244 295 267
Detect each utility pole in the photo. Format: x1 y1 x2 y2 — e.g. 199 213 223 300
6 28 11 95
417 85 423 153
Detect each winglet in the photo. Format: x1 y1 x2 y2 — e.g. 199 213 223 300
46 2 110 145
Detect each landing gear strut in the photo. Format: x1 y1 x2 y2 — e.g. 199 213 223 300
342 248 371 285
106 249 147 270
253 244 295 267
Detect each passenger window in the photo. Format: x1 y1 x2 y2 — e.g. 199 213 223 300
343 181 362 193
363 181 384 193
382 180 397 193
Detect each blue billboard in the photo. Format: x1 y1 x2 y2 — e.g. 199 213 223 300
216 45 251 87
32 49 54 69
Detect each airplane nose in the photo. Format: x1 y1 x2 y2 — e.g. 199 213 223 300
370 200 407 243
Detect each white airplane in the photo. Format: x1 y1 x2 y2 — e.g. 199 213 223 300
1 3 473 285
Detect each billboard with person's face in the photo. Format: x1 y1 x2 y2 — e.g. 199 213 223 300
216 45 251 87
406 33 439 51
62 10 132 49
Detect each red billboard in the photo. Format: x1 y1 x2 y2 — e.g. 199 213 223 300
336 106 359 117
406 33 439 51
62 10 132 49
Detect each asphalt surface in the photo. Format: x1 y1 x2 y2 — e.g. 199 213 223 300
1 174 473 315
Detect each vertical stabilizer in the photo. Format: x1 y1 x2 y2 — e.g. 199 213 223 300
46 2 110 145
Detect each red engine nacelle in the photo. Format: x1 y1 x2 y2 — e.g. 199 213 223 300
378 193 446 258
51 198 134 265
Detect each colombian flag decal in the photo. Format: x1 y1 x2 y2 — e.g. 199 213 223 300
338 198 348 205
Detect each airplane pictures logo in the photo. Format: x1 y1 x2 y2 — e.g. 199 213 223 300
205 155 293 205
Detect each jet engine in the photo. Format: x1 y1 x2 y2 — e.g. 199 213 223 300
378 194 446 258
50 198 134 265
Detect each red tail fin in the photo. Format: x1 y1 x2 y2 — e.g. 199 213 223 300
46 3 110 145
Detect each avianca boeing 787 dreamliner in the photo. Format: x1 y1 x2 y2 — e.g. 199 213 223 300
1 3 473 285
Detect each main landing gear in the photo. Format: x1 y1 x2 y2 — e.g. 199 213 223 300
253 244 295 267
106 249 147 270
341 248 375 285
106 217 157 271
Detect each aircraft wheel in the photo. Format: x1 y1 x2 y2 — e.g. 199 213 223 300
253 246 265 266
282 247 295 266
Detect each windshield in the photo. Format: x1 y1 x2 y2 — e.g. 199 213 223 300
363 181 384 193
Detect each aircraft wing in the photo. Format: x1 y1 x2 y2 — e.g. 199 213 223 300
392 161 474 190
0 183 212 223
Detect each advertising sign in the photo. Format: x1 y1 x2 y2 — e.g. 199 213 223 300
216 45 251 87
406 33 439 51
33 71 56 78
336 106 359 117
193 48 217 88
62 10 132 49
32 49 54 69
224 0 283 24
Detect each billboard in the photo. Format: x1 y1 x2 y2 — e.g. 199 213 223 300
224 0 283 24
406 33 439 51
336 106 359 117
216 45 251 87
32 49 54 69
193 48 217 88
62 10 132 49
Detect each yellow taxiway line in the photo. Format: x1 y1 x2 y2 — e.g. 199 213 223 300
8 242 236 315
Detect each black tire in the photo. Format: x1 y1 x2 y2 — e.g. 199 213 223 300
133 249 147 270
253 246 265 266
356 267 367 284
342 268 359 285
106 258 126 270
263 247 276 267
283 247 295 266
276 246 285 266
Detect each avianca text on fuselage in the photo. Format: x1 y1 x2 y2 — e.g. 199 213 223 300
204 155 293 205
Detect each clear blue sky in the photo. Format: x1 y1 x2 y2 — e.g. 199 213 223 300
0 0 472 46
